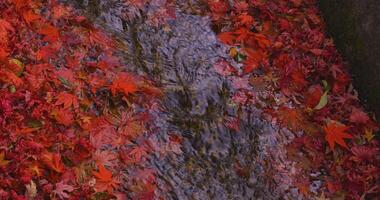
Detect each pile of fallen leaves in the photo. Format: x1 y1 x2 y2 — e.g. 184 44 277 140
205 0 379 199
0 0 161 199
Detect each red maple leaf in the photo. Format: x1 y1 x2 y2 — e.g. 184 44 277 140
324 121 353 150
237 13 254 27
218 32 235 45
37 23 60 42
23 10 41 25
110 72 138 97
52 108 74 126
0 19 14 42
93 163 119 193
55 92 79 109
349 107 369 124
277 107 304 131
0 69 23 86
0 47 8 60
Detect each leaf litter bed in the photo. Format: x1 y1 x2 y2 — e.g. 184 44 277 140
0 0 379 200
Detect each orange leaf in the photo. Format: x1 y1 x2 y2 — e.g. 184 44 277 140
93 163 113 182
0 47 9 60
110 72 138 97
42 152 65 173
237 13 254 27
243 48 264 73
52 108 74 126
218 32 235 45
55 92 79 109
37 23 60 42
0 19 13 32
0 69 23 86
93 163 119 193
235 27 252 43
324 121 353 150
52 5 70 19
23 10 40 25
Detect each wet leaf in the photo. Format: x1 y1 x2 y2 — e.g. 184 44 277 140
324 121 353 150
110 72 138 97
314 91 328 110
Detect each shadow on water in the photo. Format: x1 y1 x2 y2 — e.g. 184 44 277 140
61 1 302 199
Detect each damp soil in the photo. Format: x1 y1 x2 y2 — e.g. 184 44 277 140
61 1 303 199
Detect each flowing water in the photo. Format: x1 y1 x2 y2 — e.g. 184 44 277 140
62 1 303 199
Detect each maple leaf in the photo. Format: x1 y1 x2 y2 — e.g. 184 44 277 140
351 146 379 163
55 67 76 86
208 1 229 13
52 5 70 19
277 107 304 131
0 19 14 42
235 27 252 43
110 72 138 97
120 147 147 165
23 10 40 25
349 107 369 124
53 181 74 199
305 85 323 108
237 13 254 27
93 163 113 182
42 152 65 173
218 32 235 45
55 92 79 109
93 163 119 193
36 45 56 61
90 126 118 148
213 59 236 76
0 69 23 86
234 2 249 13
12 0 29 10
37 23 60 42
0 47 9 60
93 150 117 167
253 33 271 49
28 163 42 177
324 121 353 150
242 48 265 73
290 68 308 90
25 180 37 200
52 108 74 126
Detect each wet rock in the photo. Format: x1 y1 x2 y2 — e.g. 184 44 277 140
61 1 302 199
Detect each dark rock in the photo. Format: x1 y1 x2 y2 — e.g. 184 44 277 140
319 0 380 117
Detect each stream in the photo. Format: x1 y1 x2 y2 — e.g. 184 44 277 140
62 1 303 199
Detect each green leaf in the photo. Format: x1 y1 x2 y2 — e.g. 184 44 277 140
9 58 24 77
314 91 328 110
322 80 330 91
58 76 72 87
27 120 43 128
9 85 16 93
236 52 246 63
